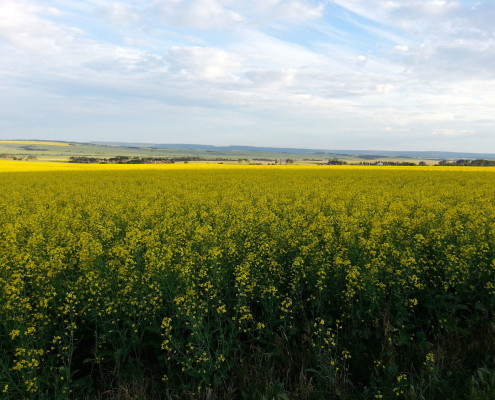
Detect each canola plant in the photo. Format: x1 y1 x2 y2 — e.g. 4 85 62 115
0 164 494 399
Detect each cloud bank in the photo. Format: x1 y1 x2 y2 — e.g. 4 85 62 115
0 0 494 151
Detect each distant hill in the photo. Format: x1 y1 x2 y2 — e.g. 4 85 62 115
91 142 495 160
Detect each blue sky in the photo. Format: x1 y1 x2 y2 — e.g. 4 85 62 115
1 0 495 152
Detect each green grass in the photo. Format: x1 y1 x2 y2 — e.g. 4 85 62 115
0 140 435 165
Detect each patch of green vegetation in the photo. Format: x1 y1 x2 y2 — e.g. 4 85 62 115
0 141 445 166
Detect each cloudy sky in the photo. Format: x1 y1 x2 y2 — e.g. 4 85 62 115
1 0 494 151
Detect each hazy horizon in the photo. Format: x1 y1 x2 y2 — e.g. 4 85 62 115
1 1 495 152
4 138 495 158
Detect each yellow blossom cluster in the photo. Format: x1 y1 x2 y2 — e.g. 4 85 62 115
0 165 494 398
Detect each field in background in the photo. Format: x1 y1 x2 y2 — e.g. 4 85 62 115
1 166 494 399
0 140 441 165
1 159 494 173
0 141 71 147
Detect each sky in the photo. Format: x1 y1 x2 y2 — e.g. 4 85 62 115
1 0 495 152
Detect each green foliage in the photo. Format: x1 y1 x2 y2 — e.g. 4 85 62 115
0 168 494 399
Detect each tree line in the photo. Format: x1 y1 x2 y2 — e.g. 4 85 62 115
68 156 234 164
438 159 495 166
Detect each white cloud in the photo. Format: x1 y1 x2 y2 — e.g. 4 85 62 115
232 30 333 71
245 69 297 88
393 45 409 53
332 1 495 83
250 0 325 21
432 128 475 137
1 0 495 151
334 0 459 23
0 0 167 76
356 55 367 66
153 0 244 30
0 0 81 54
151 0 325 29
166 46 243 81
98 3 141 26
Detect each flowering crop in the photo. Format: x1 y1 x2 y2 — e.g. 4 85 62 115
0 165 494 399
0 141 71 147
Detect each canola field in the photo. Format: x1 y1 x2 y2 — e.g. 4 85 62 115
0 141 71 147
1 164 494 399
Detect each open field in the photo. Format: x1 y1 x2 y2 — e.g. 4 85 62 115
0 159 492 173
0 141 71 147
0 140 448 165
1 165 495 399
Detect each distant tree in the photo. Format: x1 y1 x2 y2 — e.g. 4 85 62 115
327 158 347 165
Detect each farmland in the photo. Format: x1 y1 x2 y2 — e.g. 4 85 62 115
4 140 493 166
1 164 494 399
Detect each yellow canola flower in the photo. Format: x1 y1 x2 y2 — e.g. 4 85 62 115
3 159 495 173
0 161 493 396
9 329 20 340
0 140 71 146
